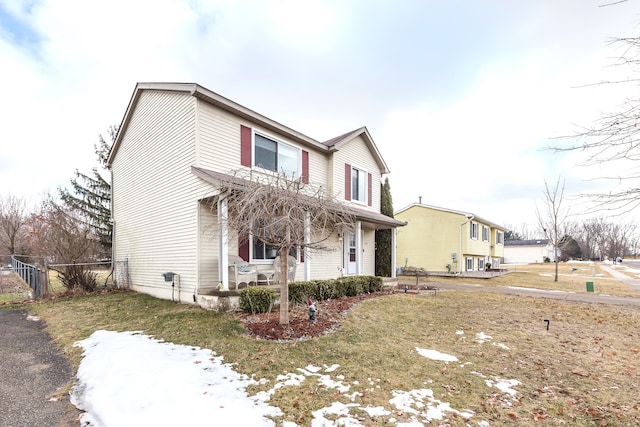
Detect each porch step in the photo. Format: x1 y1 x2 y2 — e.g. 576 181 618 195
197 286 282 312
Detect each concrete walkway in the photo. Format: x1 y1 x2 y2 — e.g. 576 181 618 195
597 262 640 292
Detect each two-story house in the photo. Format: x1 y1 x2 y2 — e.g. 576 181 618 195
395 203 505 273
107 82 404 306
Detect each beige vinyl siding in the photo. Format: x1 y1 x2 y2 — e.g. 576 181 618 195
197 100 330 188
362 229 375 275
197 100 241 173
197 200 219 292
331 135 382 212
307 235 343 280
112 90 204 300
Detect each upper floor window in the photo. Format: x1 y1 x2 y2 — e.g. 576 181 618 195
351 166 368 203
470 222 478 240
496 231 504 245
254 133 300 177
482 226 489 242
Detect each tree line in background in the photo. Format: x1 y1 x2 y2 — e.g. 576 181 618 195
505 215 638 262
0 126 116 292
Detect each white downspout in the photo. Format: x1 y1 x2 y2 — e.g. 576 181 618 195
304 211 311 281
355 220 362 275
391 227 397 278
218 196 229 290
458 215 474 274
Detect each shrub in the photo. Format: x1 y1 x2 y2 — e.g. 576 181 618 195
288 276 383 305
55 265 98 292
239 287 276 314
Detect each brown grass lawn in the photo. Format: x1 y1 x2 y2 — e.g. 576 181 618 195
16 260 640 427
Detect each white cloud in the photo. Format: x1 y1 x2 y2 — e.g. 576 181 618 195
1 0 639 227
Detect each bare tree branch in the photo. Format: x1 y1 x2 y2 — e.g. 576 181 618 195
210 170 356 324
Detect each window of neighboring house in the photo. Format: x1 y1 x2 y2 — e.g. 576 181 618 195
478 258 485 270
482 226 489 242
351 166 368 204
465 257 474 271
496 231 504 245
254 133 301 177
470 222 478 240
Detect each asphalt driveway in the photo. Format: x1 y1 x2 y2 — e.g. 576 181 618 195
0 309 79 427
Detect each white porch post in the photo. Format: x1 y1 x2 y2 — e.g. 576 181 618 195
304 212 311 281
218 197 229 291
391 227 397 278
355 220 362 275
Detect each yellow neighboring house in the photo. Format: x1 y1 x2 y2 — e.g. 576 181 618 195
395 203 505 273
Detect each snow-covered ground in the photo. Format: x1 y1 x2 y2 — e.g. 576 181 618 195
66 329 520 427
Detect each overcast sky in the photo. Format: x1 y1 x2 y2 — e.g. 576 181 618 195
1 0 638 229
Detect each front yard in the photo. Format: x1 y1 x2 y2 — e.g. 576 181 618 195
18 262 640 426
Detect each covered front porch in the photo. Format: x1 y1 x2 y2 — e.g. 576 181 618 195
191 167 405 307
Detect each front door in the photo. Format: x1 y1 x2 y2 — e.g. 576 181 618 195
345 232 357 275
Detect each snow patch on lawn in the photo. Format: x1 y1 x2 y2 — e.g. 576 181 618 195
71 329 522 426
415 348 458 362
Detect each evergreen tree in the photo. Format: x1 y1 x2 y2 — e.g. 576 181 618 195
58 125 117 257
375 177 394 276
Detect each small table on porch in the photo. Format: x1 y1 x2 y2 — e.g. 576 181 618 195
257 266 276 286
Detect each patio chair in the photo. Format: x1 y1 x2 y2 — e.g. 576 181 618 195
273 255 297 284
228 255 258 290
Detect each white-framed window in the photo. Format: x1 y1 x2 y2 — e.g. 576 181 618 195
465 257 474 271
250 236 298 263
351 166 368 204
496 231 504 245
482 226 489 242
254 132 301 177
478 258 485 270
470 222 478 240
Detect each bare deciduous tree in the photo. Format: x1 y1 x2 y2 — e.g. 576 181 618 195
536 178 570 282
212 170 355 325
553 32 640 214
0 194 28 256
39 197 102 291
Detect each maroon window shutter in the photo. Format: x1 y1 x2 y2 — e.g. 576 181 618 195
367 173 372 206
239 235 250 261
300 247 304 263
240 125 252 167
302 150 309 183
344 163 351 201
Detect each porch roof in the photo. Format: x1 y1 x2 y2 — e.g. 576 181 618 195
191 166 405 230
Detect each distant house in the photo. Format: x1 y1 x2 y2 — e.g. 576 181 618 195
107 82 405 306
394 203 505 273
503 239 556 264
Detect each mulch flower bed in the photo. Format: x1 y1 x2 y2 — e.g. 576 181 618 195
236 292 389 341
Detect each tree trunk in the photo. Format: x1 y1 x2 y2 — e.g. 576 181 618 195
279 247 290 325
